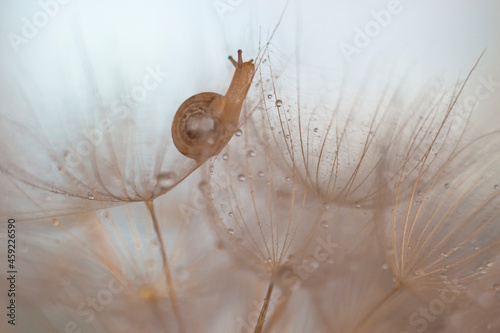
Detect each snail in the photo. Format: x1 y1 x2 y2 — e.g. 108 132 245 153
172 50 256 163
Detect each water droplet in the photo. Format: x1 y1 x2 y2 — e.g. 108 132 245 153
320 220 329 229
355 202 361 208
317 249 327 259
235 129 242 137
267 94 273 99
248 150 255 157
381 264 388 270
285 176 290 181
444 183 450 189
222 153 228 160
258 171 265 177
492 283 500 294
207 138 215 145
313 128 318 133
494 184 499 190
228 212 234 217
266 257 272 264
302 257 319 271
440 252 448 258
227 228 234 235
198 181 208 192
238 174 246 181
88 193 95 200
156 172 176 190
52 219 59 227
275 99 282 107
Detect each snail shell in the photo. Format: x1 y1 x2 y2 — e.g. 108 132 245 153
172 50 255 162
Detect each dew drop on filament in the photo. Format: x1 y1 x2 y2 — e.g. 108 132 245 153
492 283 500 295
156 172 176 190
198 181 208 192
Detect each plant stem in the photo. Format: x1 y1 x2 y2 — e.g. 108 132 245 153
349 284 401 333
146 200 186 333
253 280 275 333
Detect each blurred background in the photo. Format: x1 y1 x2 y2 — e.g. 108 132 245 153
0 0 499 332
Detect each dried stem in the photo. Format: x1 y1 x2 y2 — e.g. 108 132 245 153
146 200 185 333
349 284 401 333
253 280 275 333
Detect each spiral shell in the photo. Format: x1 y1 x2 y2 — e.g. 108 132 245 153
172 92 227 160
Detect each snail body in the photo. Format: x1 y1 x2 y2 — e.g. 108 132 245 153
172 50 255 162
